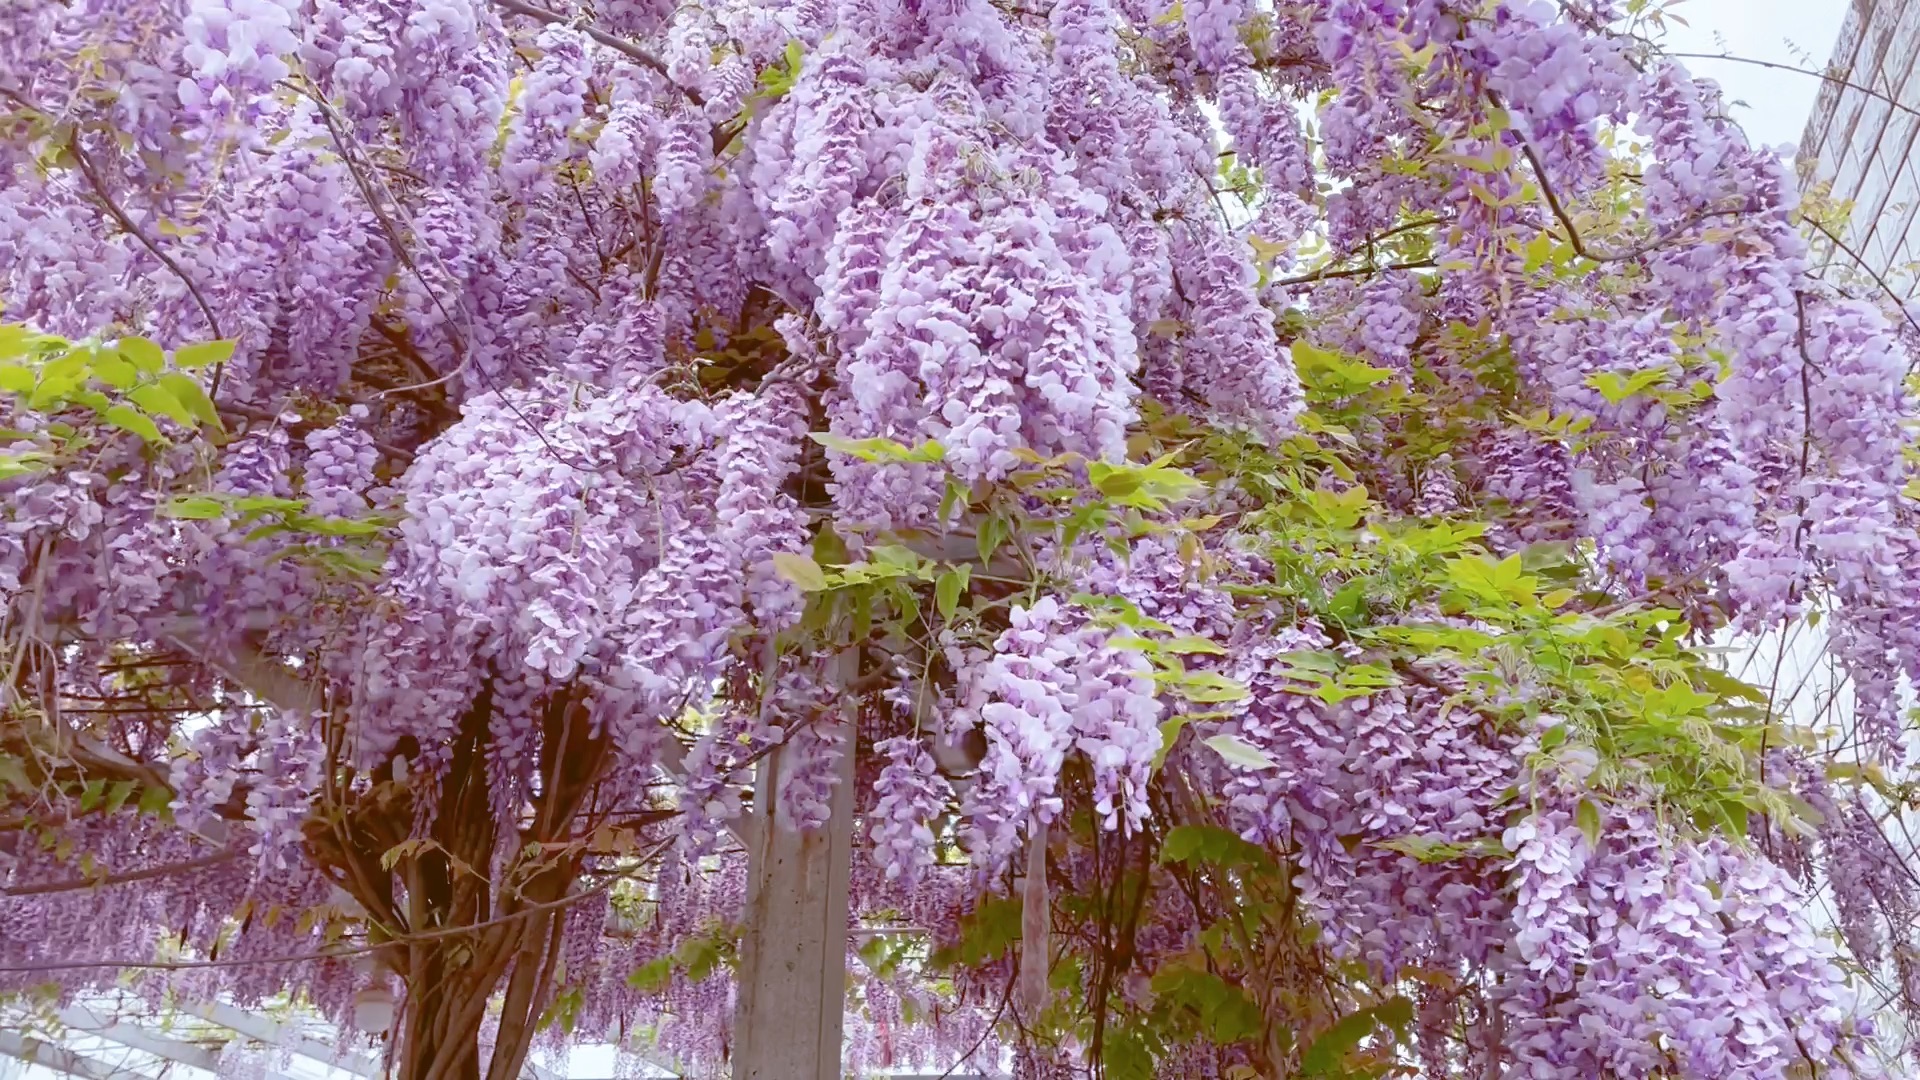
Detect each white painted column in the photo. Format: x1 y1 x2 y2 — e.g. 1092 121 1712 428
730 710 858 1080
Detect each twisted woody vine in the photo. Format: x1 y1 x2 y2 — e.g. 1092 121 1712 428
3 0 1920 1076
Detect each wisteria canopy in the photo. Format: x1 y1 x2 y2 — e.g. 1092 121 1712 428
4 0 1920 1076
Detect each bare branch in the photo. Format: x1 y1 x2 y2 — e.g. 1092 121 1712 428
66 135 226 378
1508 136 1745 264
1272 258 1438 289
489 0 705 107
1802 217 1920 343
1666 53 1920 125
3 848 241 897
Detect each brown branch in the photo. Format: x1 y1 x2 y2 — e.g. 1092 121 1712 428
66 134 227 393
0 867 632 974
1508 135 1736 265
489 0 705 108
3 848 241 897
302 91 470 372
1485 90 1747 266
1365 215 1450 247
1271 258 1438 289
68 138 222 338
153 618 321 716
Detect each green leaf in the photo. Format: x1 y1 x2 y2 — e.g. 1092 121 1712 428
1087 456 1205 511
1104 1029 1155 1080
117 337 166 373
1444 553 1537 605
0 452 52 481
160 495 229 519
627 955 674 992
1202 733 1276 770
156 373 222 430
173 339 236 369
380 839 428 871
1160 824 1270 869
1150 968 1263 1043
0 755 31 794
678 935 722 981
976 513 1009 565
274 544 387 578
1295 482 1372 529
869 544 923 571
138 785 173 816
1586 366 1669 405
28 351 87 409
1161 635 1227 655
78 779 107 813
289 513 390 538
230 494 307 514
103 404 163 443
1575 799 1603 846
129 383 195 428
1521 231 1563 274
103 779 137 815
1293 340 1396 397
0 365 35 393
935 565 969 620
1300 1008 1380 1076
1178 671 1251 704
1374 996 1414 1036
1152 716 1187 773
1375 835 1476 863
930 896 1024 968
0 324 38 360
772 552 830 591
938 477 967 522
1075 592 1174 634
808 432 944 464
92 352 140 389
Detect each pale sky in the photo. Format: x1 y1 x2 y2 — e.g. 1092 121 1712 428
1655 0 1850 154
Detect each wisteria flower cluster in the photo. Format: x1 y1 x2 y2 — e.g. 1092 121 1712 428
3 0 1917 1076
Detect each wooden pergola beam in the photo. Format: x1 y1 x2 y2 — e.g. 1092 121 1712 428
55 1004 223 1073
0 1030 134 1080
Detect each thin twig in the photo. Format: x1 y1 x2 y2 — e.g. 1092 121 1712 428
0 867 626 974
1272 258 1438 288
302 91 471 388
1508 136 1737 264
3 848 242 897
1802 217 1920 343
1484 90 1748 265
489 0 704 107
66 133 227 394
300 85 595 472
1666 53 1920 125
936 965 1016 1080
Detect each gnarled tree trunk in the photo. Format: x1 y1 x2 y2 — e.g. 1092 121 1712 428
308 679 611 1080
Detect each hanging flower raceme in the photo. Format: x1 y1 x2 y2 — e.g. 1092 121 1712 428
951 597 1162 870
870 735 954 883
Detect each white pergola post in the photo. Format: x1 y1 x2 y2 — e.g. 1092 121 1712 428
730 711 858 1080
